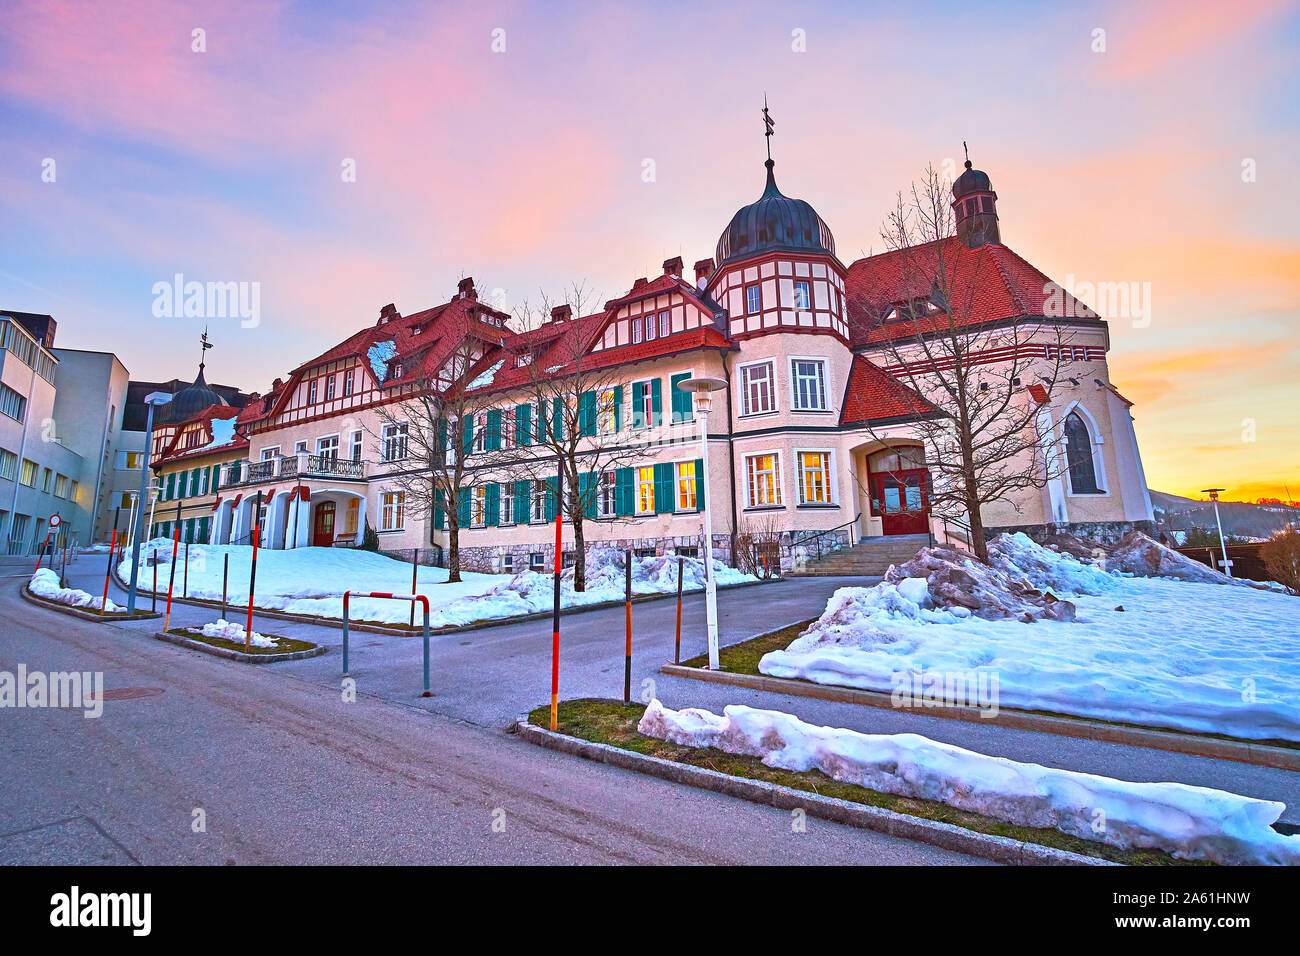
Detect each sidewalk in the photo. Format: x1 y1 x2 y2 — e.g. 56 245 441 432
46 549 1300 826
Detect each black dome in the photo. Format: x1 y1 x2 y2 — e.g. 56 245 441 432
953 161 992 199
716 160 835 267
159 366 226 424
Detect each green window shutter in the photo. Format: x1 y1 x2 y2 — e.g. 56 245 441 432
694 457 705 510
486 409 502 451
516 403 532 446
436 418 448 460
457 488 471 526
654 462 674 514
544 477 558 522
161 521 170 539
579 391 597 437
165 473 175 500
650 378 663 426
461 418 474 456
199 516 210 543
513 480 530 524
577 471 596 519
615 467 633 516
485 482 500 526
631 382 645 429
552 397 564 441
671 373 694 423
613 385 623 431
433 487 445 531
190 469 200 496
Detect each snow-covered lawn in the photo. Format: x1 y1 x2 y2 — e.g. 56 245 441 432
193 619 277 648
119 541 754 627
639 700 1300 865
759 534 1300 743
29 568 121 613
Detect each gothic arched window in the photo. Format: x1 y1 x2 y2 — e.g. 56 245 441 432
1064 411 1100 494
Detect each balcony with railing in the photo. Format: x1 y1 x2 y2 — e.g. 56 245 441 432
219 452 366 490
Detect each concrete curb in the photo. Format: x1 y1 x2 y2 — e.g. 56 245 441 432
513 717 1112 866
153 630 327 664
111 563 771 636
659 664 1300 771
19 583 162 623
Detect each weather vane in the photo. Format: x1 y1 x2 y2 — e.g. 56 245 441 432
762 95 775 161
199 326 213 370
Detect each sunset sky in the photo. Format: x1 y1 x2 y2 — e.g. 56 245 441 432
1 0 1296 502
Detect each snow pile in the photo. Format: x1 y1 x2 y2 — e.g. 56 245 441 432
466 359 504 390
119 540 755 628
760 534 1300 741
637 700 1300 865
1107 531 1241 585
196 619 276 648
29 568 122 613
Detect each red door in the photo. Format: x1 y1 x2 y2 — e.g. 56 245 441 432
312 501 335 547
870 469 930 535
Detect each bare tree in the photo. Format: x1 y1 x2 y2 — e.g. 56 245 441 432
852 165 1078 563
508 282 645 591
370 329 504 583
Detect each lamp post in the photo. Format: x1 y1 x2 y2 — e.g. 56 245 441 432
1201 487 1231 578
680 376 728 669
127 392 172 613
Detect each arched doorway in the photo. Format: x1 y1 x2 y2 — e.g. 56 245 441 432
866 446 931 535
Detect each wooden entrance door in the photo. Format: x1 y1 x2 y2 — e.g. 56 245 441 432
312 501 336 547
870 469 930 535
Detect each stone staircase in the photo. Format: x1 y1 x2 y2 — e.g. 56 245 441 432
789 533 931 577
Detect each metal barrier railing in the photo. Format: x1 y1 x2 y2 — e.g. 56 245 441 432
341 591 432 698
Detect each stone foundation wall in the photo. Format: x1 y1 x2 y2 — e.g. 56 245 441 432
985 519 1155 547
382 529 853 575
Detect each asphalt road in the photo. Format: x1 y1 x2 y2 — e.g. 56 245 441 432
0 572 981 865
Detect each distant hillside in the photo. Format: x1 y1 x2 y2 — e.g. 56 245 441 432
1150 490 1300 541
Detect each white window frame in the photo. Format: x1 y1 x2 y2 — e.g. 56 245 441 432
350 429 363 462
343 368 355 396
598 388 617 433
381 422 409 462
738 360 777 417
307 379 318 404
793 280 811 312
381 491 406 531
634 465 656 515
644 313 657 341
500 483 515 526
795 449 835 505
530 479 547 523
632 379 654 430
597 470 617 518
745 284 762 315
658 310 670 338
744 450 784 509
471 486 487 528
674 460 697 512
325 375 336 401
259 446 280 461
316 434 340 460
631 317 643 344
789 356 829 411
1060 401 1110 498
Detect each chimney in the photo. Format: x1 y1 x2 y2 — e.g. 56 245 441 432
457 277 477 300
550 304 573 324
662 256 683 278
693 258 715 287
378 303 398 324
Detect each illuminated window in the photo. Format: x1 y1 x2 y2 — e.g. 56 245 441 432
635 466 655 515
745 453 782 508
471 486 487 527
675 461 697 511
798 452 832 504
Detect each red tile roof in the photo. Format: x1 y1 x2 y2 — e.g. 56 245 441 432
840 356 942 425
845 238 1099 347
154 404 247 465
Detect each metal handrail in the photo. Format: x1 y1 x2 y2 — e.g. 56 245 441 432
789 512 862 561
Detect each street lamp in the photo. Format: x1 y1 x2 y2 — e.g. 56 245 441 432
680 376 728 669
1200 487 1232 578
126 392 172 613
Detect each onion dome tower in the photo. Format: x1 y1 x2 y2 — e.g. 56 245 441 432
715 158 836 267
159 328 227 424
951 143 1000 249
